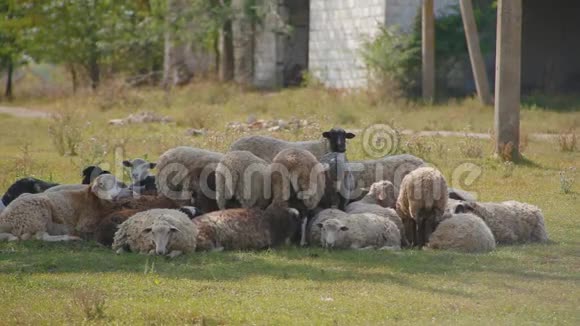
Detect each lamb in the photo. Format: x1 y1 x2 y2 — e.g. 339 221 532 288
316 213 401 250
155 146 224 212
348 154 424 195
317 128 357 210
396 167 448 248
0 174 130 242
426 213 496 253
306 208 349 245
229 135 331 162
345 180 406 245
1 177 59 207
452 200 549 244
123 158 157 195
82 166 110 185
112 208 198 257
193 205 301 251
215 151 270 210
270 148 327 246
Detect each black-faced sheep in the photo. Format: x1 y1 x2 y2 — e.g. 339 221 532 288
123 158 157 195
451 200 549 244
112 208 198 257
82 166 111 185
270 148 327 246
193 206 301 251
155 146 224 212
0 175 130 242
426 213 496 253
215 150 270 210
396 167 448 248
1 177 59 207
316 213 401 250
229 135 331 162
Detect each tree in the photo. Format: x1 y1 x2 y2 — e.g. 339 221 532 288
0 0 29 100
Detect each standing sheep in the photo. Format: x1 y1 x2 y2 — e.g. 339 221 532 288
112 208 198 257
193 205 301 251
215 151 270 210
156 146 224 212
453 200 549 244
270 148 327 246
396 167 448 248
426 213 496 253
316 213 401 250
349 154 424 195
0 175 129 242
229 135 331 162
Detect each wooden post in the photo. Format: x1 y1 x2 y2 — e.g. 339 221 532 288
494 0 522 161
460 0 492 105
422 0 435 101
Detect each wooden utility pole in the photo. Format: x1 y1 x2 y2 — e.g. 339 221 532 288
494 0 522 161
460 0 493 105
422 0 435 101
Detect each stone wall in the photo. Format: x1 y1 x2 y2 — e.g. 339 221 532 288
309 0 457 89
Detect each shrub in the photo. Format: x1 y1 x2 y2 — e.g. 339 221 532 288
48 108 84 156
558 129 577 152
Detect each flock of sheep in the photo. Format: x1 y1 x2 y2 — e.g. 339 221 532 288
0 128 549 257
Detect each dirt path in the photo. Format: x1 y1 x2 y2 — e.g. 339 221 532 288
0 106 51 119
0 105 566 141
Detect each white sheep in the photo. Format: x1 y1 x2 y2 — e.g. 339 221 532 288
112 208 198 257
396 166 448 248
215 150 270 210
229 135 331 162
426 213 496 253
316 213 401 250
270 148 327 246
453 200 549 244
155 146 224 212
0 174 129 242
349 154 424 193
306 208 349 245
193 206 301 251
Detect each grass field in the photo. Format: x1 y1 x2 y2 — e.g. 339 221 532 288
0 83 578 324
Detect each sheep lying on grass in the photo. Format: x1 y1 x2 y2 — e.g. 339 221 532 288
452 200 549 244
316 213 401 250
215 150 270 210
396 167 448 248
0 175 129 242
123 158 157 195
426 213 496 253
193 205 301 251
1 177 59 207
112 208 198 257
229 135 331 162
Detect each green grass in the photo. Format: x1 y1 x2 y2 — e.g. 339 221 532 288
0 83 579 324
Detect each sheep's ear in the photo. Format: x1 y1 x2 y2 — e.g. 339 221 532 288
143 227 152 233
149 162 157 169
316 223 324 229
346 132 355 139
339 226 349 231
322 131 330 139
170 227 180 233
122 160 132 167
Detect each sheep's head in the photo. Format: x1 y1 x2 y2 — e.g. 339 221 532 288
317 218 349 249
367 180 396 208
82 165 110 185
123 158 156 184
322 128 355 153
91 174 131 201
142 218 179 255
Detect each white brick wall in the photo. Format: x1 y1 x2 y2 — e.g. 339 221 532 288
309 0 458 89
